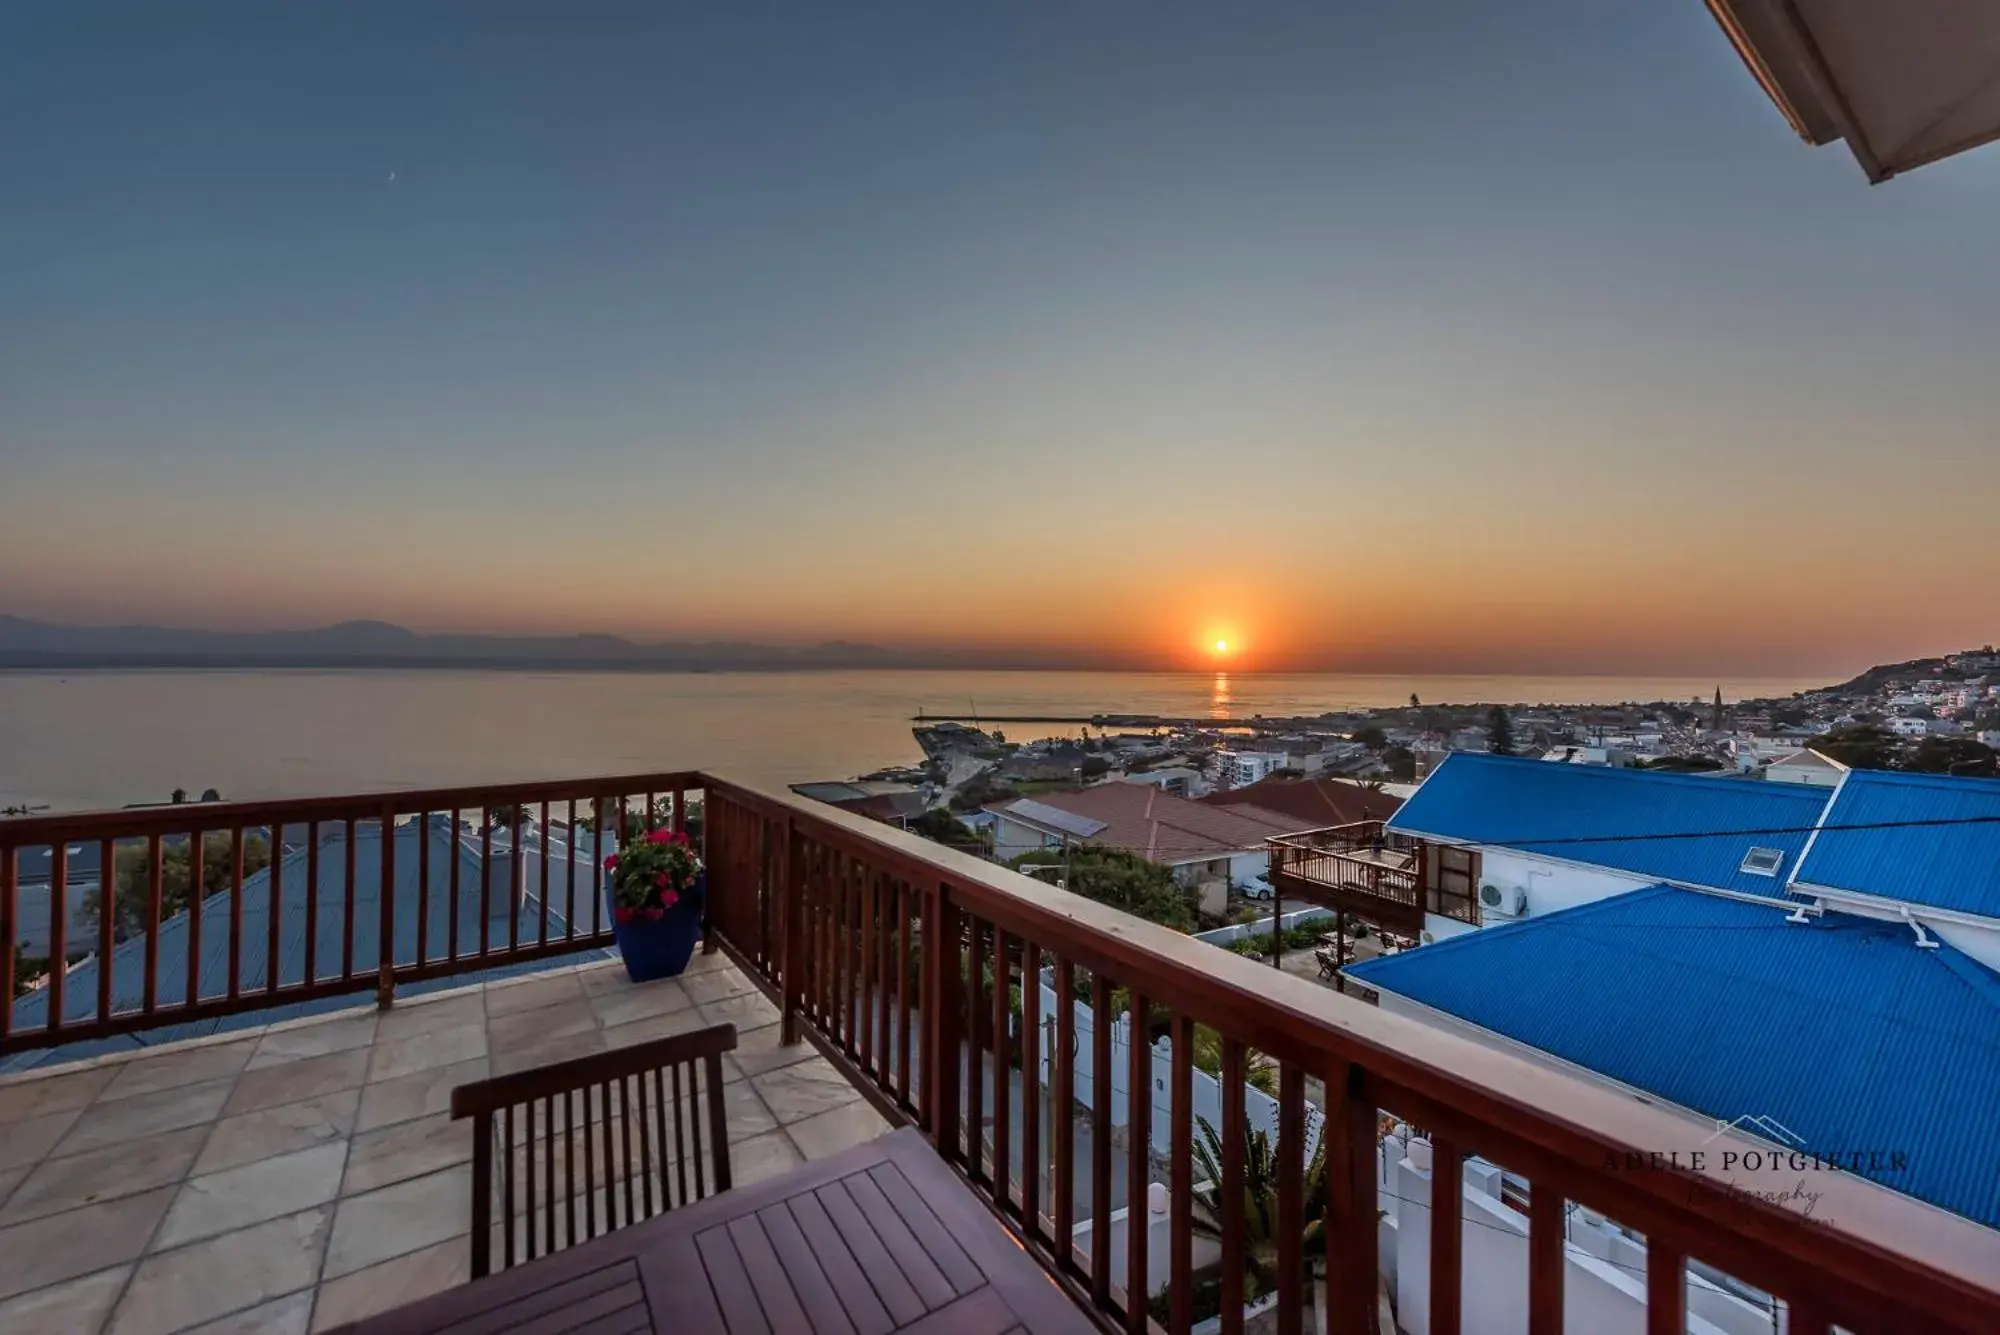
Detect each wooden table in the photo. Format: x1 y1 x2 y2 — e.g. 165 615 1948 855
332 1128 1095 1335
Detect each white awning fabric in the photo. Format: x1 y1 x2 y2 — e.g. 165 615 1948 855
1706 0 2000 181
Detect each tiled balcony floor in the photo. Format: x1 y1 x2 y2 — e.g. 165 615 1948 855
0 951 892 1335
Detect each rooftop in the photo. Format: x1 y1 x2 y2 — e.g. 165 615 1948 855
1348 884 2000 1230
0 951 890 1333
1201 775 1403 829
1794 768 2000 919
8 819 605 1062
990 780 1300 863
1768 749 1846 771
1387 751 1832 897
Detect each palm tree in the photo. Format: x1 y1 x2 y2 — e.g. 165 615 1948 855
1188 1113 1328 1293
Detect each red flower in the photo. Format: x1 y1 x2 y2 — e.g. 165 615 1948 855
653 871 670 888
602 853 620 871
613 905 635 925
646 827 678 845
661 890 679 909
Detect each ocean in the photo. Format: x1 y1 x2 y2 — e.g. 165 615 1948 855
0 668 1824 813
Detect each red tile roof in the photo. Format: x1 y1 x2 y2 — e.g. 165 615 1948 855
1202 776 1403 829
990 781 1299 864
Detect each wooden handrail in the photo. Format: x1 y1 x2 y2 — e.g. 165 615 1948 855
699 771 2000 1335
0 771 705 843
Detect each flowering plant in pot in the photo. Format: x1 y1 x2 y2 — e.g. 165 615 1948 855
603 827 704 982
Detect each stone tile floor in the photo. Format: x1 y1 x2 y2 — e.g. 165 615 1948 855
0 951 892 1335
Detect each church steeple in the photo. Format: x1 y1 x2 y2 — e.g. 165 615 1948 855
1712 685 1726 732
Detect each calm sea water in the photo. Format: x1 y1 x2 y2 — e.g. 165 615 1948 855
0 669 1823 812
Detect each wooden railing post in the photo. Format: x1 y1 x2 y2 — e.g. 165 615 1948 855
377 803 397 1009
1324 1062 1379 1335
683 782 714 955
0 845 13 1045
779 816 802 1047
1528 1183 1565 1335
1430 1134 1464 1335
1647 1243 1686 1335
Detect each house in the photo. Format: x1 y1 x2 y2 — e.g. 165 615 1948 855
1202 775 1403 830
1538 745 1636 767
1786 767 2000 972
1212 749 1290 790
1123 765 1205 799
1385 752 1831 938
1347 885 2000 1233
986 781 1298 893
5 815 601 1068
1764 748 1846 787
9 824 318 957
997 754 1085 785
9 841 102 957
788 780 929 826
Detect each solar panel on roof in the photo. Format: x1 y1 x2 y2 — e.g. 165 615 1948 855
1008 800 1108 839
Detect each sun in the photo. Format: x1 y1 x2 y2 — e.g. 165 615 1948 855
1213 639 1231 655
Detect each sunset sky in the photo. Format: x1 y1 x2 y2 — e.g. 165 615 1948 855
3 3 1996 677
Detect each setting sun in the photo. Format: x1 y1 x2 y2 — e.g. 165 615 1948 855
1213 639 1230 655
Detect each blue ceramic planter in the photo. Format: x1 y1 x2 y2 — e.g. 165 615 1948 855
610 873 705 983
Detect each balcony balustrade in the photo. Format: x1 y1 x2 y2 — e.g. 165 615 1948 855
4 775 1998 1334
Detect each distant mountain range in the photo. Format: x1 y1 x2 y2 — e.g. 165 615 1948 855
0 615 976 671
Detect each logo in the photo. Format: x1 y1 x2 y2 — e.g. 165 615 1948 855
1704 1114 1807 1149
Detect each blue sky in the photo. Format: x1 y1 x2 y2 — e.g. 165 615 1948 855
3 2 1996 674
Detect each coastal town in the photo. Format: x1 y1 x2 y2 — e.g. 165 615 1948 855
771 643 2000 1332
798 643 2000 832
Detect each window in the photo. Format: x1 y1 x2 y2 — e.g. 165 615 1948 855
1740 847 1785 876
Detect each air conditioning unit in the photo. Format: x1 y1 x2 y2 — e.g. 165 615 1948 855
1479 881 1527 917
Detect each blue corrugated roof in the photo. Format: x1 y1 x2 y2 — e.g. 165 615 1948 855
8 817 603 1048
1386 753 1832 897
1348 886 2000 1229
1792 769 2000 920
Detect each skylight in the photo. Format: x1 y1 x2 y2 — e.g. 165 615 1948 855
1740 847 1785 877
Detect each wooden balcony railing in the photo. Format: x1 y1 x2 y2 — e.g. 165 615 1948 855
1 772 703 1052
1266 826 1479 929
9 774 2000 1334
700 775 2000 1335
1266 839 1423 911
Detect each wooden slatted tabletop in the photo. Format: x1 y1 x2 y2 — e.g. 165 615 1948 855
330 1128 1095 1335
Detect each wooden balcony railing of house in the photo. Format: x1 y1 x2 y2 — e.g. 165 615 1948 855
1265 820 1479 933
8 774 2000 1335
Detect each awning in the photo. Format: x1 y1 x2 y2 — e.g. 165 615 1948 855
1706 0 2000 181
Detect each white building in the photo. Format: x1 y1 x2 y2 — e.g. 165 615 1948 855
1212 749 1290 790
1121 766 1206 799
1763 748 1845 787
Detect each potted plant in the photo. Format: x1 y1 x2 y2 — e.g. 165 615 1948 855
604 826 705 982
